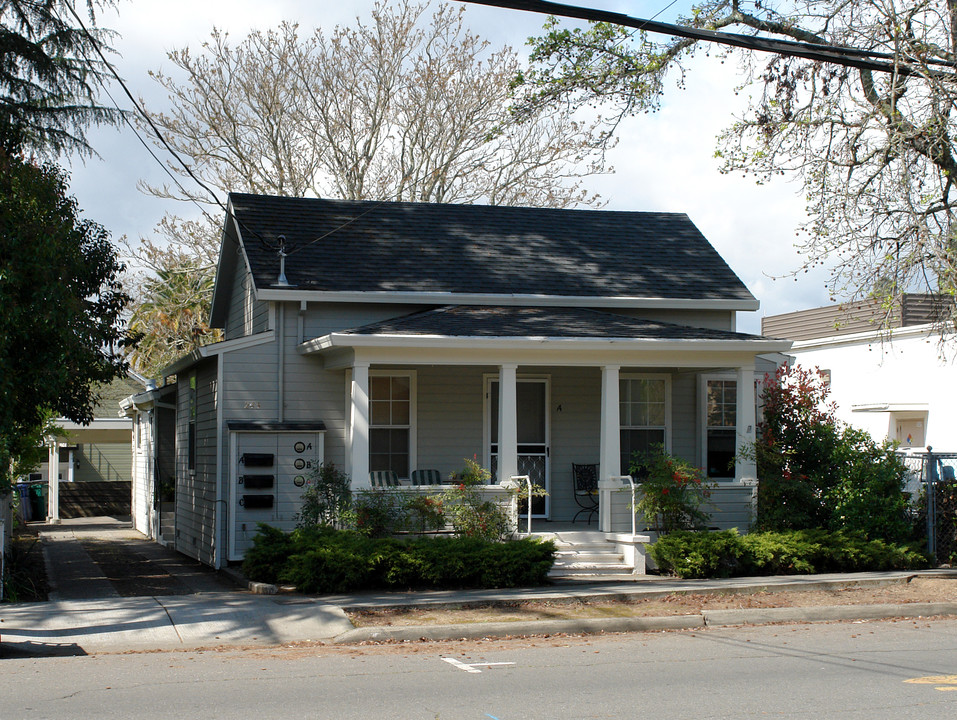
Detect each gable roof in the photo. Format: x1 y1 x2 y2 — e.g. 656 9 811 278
220 194 756 309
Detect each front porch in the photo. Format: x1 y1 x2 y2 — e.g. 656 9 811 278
298 305 786 549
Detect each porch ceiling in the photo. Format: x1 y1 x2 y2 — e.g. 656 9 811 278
300 305 792 368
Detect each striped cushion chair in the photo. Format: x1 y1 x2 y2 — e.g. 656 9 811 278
369 470 400 487
410 469 443 485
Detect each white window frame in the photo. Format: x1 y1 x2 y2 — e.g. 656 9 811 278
699 373 761 481
620 373 672 474
368 369 417 480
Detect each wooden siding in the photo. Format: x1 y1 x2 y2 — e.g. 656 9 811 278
223 245 269 340
222 242 248 340
175 360 218 565
762 295 952 341
74 442 132 483
60 481 132 518
415 365 488 478
607 482 755 534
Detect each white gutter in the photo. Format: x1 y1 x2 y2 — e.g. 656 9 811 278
300 332 792 356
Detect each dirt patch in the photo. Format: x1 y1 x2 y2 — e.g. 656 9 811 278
346 577 957 627
2 526 48 603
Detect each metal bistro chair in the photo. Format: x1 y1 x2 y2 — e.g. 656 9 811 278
572 463 599 524
410 469 444 485
370 470 400 487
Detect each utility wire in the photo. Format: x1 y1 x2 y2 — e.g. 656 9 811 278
459 0 957 77
61 0 286 253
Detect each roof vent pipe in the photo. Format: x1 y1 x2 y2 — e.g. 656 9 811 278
273 235 294 288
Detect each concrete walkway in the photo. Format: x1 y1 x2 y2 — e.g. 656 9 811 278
2 518 956 656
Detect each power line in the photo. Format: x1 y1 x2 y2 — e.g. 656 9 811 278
459 0 957 77
60 0 284 253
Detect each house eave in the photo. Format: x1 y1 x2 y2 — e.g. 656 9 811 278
258 288 759 311
161 330 276 377
300 332 792 357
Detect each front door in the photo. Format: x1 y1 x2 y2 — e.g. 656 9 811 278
487 377 550 518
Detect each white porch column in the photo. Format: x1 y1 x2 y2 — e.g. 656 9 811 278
47 438 60 524
598 365 621 532
350 362 371 489
498 364 519 484
735 364 757 481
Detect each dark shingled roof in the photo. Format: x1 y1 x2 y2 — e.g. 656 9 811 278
338 306 763 342
229 194 755 302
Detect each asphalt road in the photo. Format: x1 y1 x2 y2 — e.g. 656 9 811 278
2 617 956 719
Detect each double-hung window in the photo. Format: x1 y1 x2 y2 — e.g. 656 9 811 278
369 372 415 478
704 378 737 479
619 375 670 474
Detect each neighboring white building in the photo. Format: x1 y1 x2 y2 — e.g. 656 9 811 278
762 296 956 450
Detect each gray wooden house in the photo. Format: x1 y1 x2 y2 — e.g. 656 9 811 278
162 194 791 567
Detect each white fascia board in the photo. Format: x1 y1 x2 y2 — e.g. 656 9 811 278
790 323 936 352
257 288 760 311
306 332 790 353
57 418 132 432
851 402 931 413
161 330 276 376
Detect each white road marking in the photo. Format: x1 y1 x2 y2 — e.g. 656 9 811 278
442 657 516 674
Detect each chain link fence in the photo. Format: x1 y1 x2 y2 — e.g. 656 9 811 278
898 450 957 564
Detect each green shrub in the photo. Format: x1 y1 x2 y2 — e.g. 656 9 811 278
242 525 556 593
295 462 352 529
630 445 712 534
241 524 295 585
649 530 745 578
649 529 929 579
352 488 406 538
441 458 511 541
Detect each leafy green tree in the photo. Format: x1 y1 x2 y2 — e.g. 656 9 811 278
1 0 121 157
127 258 219 378
516 0 957 332
0 151 128 492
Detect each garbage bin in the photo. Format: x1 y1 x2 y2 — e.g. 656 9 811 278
29 482 47 521
15 483 32 523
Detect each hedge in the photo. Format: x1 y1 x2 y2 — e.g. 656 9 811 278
649 529 930 579
242 524 556 593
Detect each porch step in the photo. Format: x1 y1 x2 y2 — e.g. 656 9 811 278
549 546 631 578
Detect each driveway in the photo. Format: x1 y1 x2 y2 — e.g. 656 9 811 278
38 517 239 600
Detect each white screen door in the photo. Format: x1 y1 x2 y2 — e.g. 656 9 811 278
488 378 550 518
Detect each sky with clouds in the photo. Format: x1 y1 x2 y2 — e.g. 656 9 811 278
66 0 835 334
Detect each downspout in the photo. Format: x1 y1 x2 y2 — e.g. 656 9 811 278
298 300 307 345
214 352 225 569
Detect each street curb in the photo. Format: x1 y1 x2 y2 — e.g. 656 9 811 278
332 614 705 644
331 602 957 645
702 602 957 626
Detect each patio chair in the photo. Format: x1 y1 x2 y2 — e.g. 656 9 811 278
370 470 400 487
410 469 443 485
572 463 599 524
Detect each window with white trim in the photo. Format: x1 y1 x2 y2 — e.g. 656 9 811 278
369 372 415 478
619 376 669 474
705 379 737 479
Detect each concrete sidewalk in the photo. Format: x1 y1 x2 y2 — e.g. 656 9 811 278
2 518 956 656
